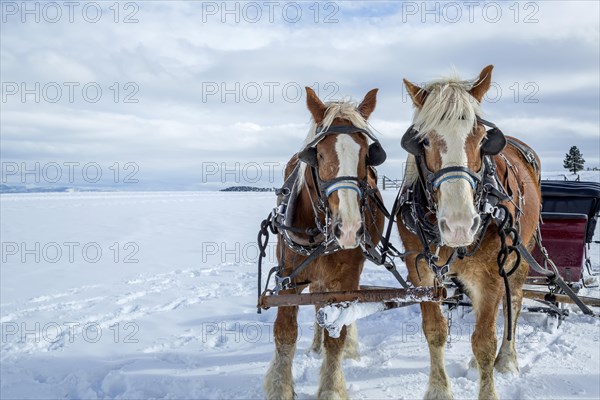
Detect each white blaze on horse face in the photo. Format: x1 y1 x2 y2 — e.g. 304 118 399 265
334 135 362 249
436 123 481 247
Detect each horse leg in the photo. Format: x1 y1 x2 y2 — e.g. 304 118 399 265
343 323 360 360
264 302 299 400
309 283 325 355
309 320 324 355
308 279 358 359
408 262 452 400
421 301 453 400
309 319 358 360
318 325 348 400
318 261 363 400
470 284 502 400
495 271 526 374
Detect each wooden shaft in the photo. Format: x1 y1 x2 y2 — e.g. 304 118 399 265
523 289 600 308
259 286 445 309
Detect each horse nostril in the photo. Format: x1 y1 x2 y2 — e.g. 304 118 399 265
333 222 342 238
356 223 364 237
439 218 450 233
470 215 481 233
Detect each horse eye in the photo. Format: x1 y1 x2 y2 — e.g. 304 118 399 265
318 153 324 160
422 138 430 147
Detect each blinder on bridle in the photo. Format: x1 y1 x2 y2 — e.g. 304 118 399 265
298 125 387 168
297 124 386 203
401 116 506 157
400 116 507 198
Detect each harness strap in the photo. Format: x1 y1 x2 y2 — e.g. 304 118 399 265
307 125 380 148
506 138 540 181
276 165 299 202
323 178 362 198
433 174 476 190
430 166 480 190
380 187 403 265
257 213 277 313
367 188 391 219
275 243 329 290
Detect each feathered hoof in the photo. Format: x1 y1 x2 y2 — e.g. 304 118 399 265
424 386 454 400
479 390 499 400
263 370 295 400
342 323 360 360
468 357 478 371
494 355 519 375
317 389 347 400
263 383 295 400
306 344 323 357
342 344 360 361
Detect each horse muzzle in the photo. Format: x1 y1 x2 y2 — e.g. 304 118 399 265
438 214 481 247
332 220 364 249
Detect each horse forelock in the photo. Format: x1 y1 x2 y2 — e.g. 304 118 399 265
413 76 480 139
403 75 482 187
297 100 370 189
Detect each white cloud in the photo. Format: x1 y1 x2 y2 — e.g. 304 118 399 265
1 0 598 189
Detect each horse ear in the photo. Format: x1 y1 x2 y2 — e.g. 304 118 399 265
403 79 428 108
305 87 327 124
469 65 494 103
358 88 378 119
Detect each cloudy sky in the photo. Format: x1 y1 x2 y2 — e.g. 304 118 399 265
1 1 598 190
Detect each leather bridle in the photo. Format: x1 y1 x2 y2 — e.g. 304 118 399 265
402 116 506 212
298 124 386 245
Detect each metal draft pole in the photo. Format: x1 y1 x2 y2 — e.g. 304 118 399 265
258 286 446 309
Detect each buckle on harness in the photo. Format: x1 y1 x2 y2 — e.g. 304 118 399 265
275 187 290 197
482 202 496 215
525 151 535 164
274 274 292 292
436 263 450 277
482 202 505 221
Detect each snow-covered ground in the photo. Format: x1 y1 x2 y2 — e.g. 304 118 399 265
1 185 599 399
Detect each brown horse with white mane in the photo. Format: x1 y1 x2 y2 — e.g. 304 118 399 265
263 87 386 399
398 65 541 400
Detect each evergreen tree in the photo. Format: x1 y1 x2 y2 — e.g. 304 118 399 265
563 146 585 174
